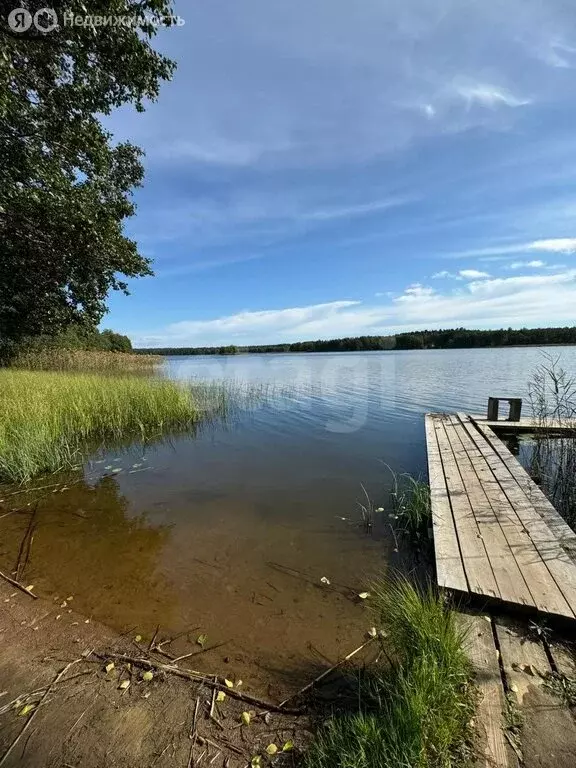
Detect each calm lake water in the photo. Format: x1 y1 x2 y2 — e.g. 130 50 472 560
2 346 575 694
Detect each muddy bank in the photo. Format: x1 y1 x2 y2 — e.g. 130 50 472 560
0 580 323 768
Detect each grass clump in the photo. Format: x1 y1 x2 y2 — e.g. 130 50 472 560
0 370 203 484
306 578 474 768
10 348 161 372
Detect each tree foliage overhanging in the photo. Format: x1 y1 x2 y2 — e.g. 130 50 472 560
0 1 177 357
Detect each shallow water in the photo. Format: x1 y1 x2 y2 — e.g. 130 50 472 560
2 347 575 694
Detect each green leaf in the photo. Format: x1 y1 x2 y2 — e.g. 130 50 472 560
265 744 278 755
241 711 251 726
142 671 153 682
216 691 226 703
104 662 115 674
18 703 36 717
224 678 234 688
196 633 208 648
250 757 261 768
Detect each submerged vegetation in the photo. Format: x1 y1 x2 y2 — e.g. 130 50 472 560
527 353 576 528
306 578 474 768
0 370 254 484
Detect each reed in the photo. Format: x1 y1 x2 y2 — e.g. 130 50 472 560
0 370 237 484
527 353 576 529
9 348 161 372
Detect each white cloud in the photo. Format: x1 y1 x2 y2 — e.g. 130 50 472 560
431 270 456 279
132 270 576 347
528 238 576 254
459 269 491 279
453 82 530 110
508 259 546 269
446 237 576 259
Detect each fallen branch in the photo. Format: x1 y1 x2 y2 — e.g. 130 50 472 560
278 637 376 708
0 658 82 766
94 652 303 715
0 569 37 599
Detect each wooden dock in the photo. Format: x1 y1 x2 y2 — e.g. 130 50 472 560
426 412 576 622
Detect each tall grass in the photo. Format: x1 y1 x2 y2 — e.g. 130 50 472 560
527 353 576 529
306 579 474 768
0 370 222 484
9 348 161 372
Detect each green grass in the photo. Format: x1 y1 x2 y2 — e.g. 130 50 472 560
0 370 221 484
305 578 474 768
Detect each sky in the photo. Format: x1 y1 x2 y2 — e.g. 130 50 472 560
105 0 576 348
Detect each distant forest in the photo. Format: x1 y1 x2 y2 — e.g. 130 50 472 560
136 326 576 355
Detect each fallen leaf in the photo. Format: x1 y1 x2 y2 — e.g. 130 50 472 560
250 757 261 768
265 744 278 756
224 679 234 688
367 627 377 638
216 691 226 703
197 633 208 648
25 585 34 592
134 635 142 643
18 703 36 717
105 662 115 674
282 741 294 752
241 711 251 726
510 683 519 694
320 577 331 585
119 680 130 690
263 712 272 726
142 671 154 682
358 592 370 600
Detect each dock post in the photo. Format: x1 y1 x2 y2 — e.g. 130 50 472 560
487 397 499 421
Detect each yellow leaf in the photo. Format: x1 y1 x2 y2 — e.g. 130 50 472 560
241 711 251 726
250 757 261 768
25 585 34 592
282 741 294 752
134 634 142 643
358 592 370 600
216 691 226 703
142 671 153 682
119 680 130 690
224 679 234 688
196 633 208 647
18 703 36 717
105 662 115 674
266 744 278 755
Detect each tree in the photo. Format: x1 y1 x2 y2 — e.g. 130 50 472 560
0 1 177 357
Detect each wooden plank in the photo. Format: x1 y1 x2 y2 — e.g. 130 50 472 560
425 415 468 593
433 417 500 599
494 617 551 703
444 416 535 608
473 420 576 561
461 418 576 618
471 416 576 434
462 614 516 768
453 415 572 618
548 641 576 679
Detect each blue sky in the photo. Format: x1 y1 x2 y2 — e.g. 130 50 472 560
105 0 576 347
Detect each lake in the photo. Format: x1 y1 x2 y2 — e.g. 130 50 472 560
2 346 575 695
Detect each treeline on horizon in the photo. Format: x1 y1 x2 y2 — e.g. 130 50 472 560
135 326 576 355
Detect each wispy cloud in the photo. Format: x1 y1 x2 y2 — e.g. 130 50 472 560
508 259 546 269
459 269 491 279
453 82 531 110
445 237 576 259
